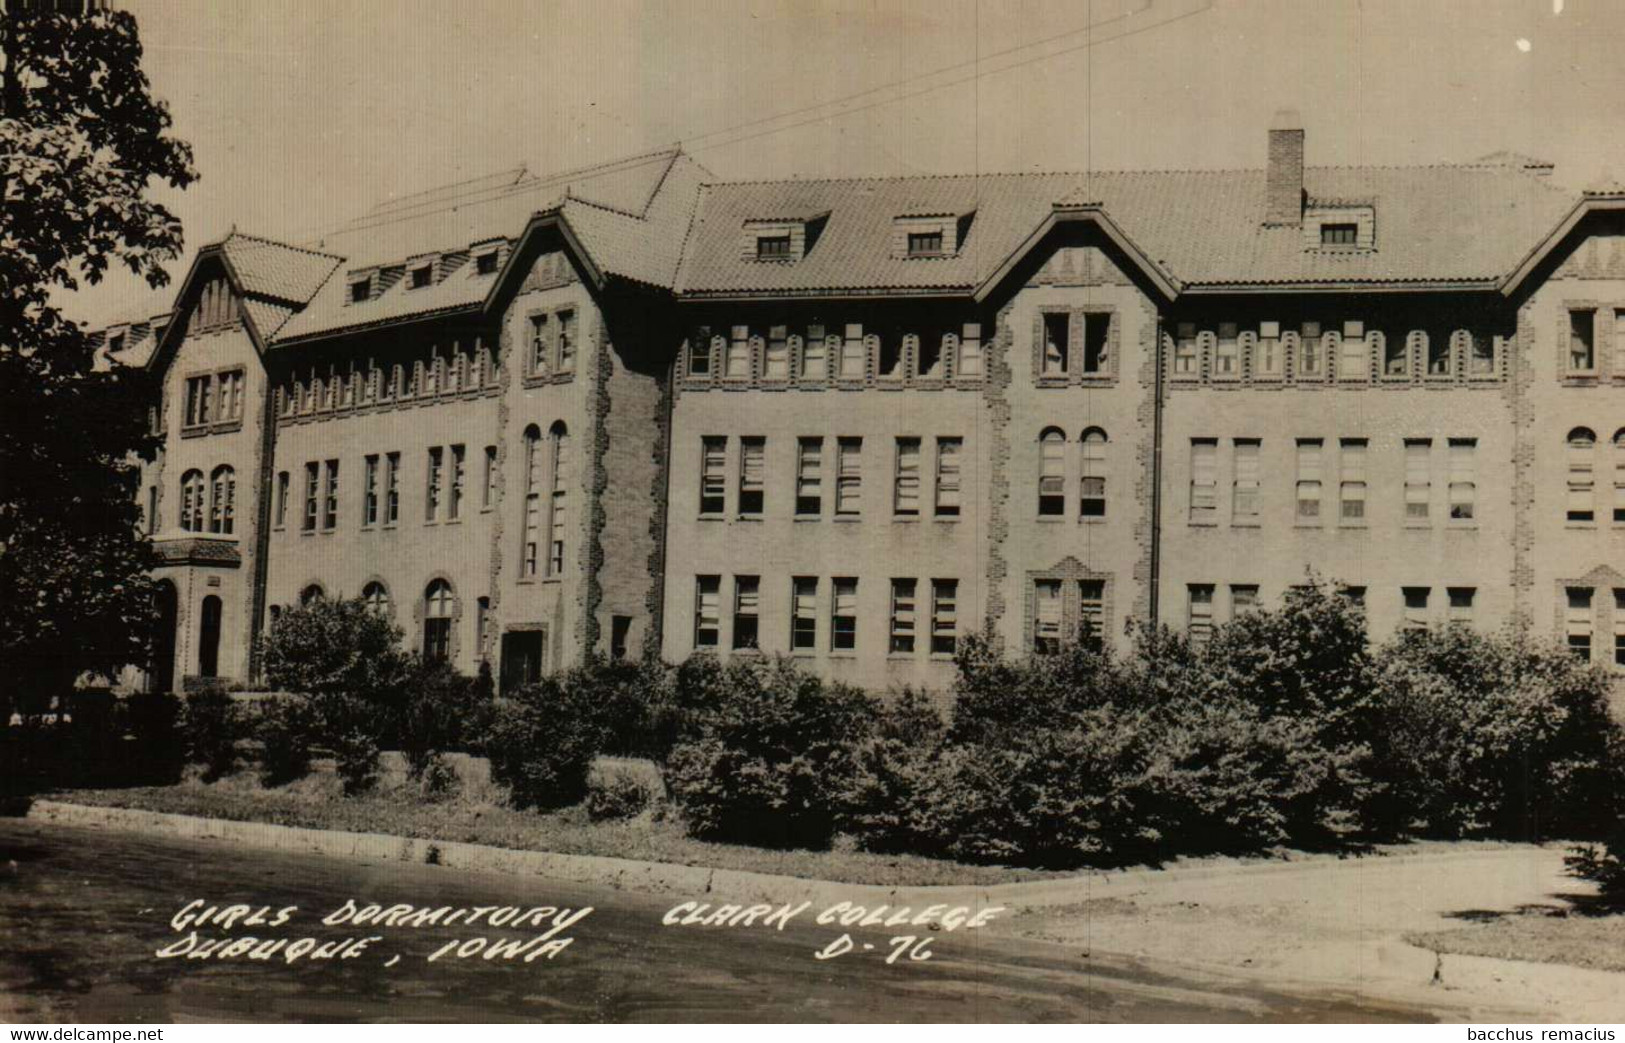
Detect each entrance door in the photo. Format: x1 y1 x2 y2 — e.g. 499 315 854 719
499 629 545 693
151 581 178 693
198 595 222 678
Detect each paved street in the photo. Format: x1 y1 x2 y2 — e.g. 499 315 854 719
0 818 1439 1023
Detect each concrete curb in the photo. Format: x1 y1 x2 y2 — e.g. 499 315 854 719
24 799 1566 911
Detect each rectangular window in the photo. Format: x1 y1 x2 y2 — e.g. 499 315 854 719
426 446 443 521
302 462 319 532
1341 585 1367 606
475 251 498 275
1080 434 1106 518
1567 586 1594 660
1338 322 1367 378
1470 332 1495 376
322 459 339 530
1082 312 1111 374
907 230 943 256
275 471 289 528
1615 589 1625 668
483 445 497 509
1449 439 1477 520
184 374 212 428
1569 309 1596 373
217 370 243 422
1340 438 1368 521
556 309 576 372
878 332 903 379
802 325 827 380
1214 322 1239 377
1034 580 1062 654
726 325 751 378
756 235 791 259
694 576 720 650
1569 433 1596 522
1300 322 1325 376
732 576 760 650
363 455 379 527
958 323 983 377
1385 330 1409 376
1173 323 1200 376
831 578 858 651
384 452 400 525
700 437 727 516
1296 439 1323 521
410 264 431 289
1189 439 1218 522
889 578 917 653
549 433 569 577
1187 585 1215 646
840 324 866 379
1232 439 1260 519
687 328 712 376
764 325 789 378
738 437 765 517
835 438 862 516
1405 439 1432 521
448 444 465 520
1256 321 1283 378
145 485 157 533
931 579 959 655
1403 587 1431 632
350 277 370 303
1042 312 1069 375
791 577 818 651
1231 584 1260 616
1320 222 1358 245
1079 579 1104 642
1038 434 1065 516
894 438 921 517
529 314 551 377
1427 331 1450 376
935 437 962 517
1447 587 1475 628
796 437 822 516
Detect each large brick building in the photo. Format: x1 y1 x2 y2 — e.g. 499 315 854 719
99 117 1624 695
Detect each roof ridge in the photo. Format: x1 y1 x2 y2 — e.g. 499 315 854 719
224 230 344 262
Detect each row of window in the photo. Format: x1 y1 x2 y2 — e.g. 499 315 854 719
525 308 578 380
1179 584 1478 646
275 344 499 421
288 579 479 666
685 322 985 384
692 575 960 656
1167 321 1501 383
346 245 503 304
1566 428 1625 524
698 435 963 520
174 466 236 534
1564 587 1625 667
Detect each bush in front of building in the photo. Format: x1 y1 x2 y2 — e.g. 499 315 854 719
485 671 611 810
124 689 186 786
261 596 416 712
664 656 875 849
256 695 319 787
182 686 240 781
1372 625 1625 841
321 693 383 796
1567 820 1625 909
397 660 493 779
584 757 666 821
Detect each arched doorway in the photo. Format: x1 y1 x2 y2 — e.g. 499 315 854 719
198 595 222 678
151 581 178 693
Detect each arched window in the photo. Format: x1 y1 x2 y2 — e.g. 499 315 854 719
548 422 570 576
423 579 456 663
1614 429 1625 525
1080 428 1107 518
520 425 542 578
1038 428 1066 516
208 465 235 534
179 470 205 531
299 584 324 605
362 581 391 617
1567 427 1597 523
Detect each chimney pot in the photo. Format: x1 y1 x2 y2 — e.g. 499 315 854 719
1264 112 1305 227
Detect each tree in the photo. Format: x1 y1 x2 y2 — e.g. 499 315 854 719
260 597 416 707
0 4 197 704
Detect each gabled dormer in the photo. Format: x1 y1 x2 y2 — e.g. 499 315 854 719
892 209 974 259
741 211 828 263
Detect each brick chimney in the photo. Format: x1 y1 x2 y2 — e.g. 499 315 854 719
1264 109 1305 227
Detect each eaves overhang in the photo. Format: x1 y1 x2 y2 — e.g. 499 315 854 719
973 204 1182 304
1498 195 1625 298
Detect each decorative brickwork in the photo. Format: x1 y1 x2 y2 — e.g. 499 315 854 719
1131 296 1160 624
981 299 1016 642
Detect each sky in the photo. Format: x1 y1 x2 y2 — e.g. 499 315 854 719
68 0 1625 328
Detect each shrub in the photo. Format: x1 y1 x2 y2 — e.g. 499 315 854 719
1567 820 1625 908
124 690 185 785
1373 626 1624 840
257 695 319 787
585 757 665 820
576 656 677 759
486 672 609 809
182 687 239 781
398 661 491 778
261 596 415 711
666 657 876 849
320 694 382 796
837 687 950 854
60 689 122 787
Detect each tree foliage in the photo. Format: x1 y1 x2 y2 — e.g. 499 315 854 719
0 6 197 699
260 596 415 706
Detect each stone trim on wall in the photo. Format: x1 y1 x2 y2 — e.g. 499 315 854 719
580 310 612 659
1508 300 1538 629
1132 297 1160 625
981 300 1016 642
1020 557 1117 651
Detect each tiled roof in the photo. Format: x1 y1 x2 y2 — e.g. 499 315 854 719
219 233 342 303
676 164 1579 294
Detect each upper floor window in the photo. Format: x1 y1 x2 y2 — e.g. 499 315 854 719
1566 586 1594 660
349 277 371 303
409 265 432 289
835 438 862 516
796 437 822 516
1613 429 1625 525
1339 438 1367 522
179 469 205 532
362 581 390 617
756 235 791 260
694 576 720 650
1173 323 1199 376
1295 439 1323 521
738 437 765 517
1320 223 1358 246
1448 439 1477 521
208 465 235 535
1189 439 1217 523
700 436 727 517
1038 428 1066 516
423 579 456 663
894 438 921 517
1568 309 1596 374
521 427 544 577
1233 439 1260 519
475 251 499 275
548 423 570 576
936 437 963 517
184 375 213 428
1567 427 1596 523
907 230 943 257
1256 321 1284 379
1042 314 1070 376
1405 439 1432 521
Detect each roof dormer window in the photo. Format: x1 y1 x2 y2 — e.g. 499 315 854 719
349 276 372 303
907 230 944 257
475 250 499 275
108 331 125 355
409 264 432 289
1320 223 1358 246
756 235 791 260
1304 204 1375 251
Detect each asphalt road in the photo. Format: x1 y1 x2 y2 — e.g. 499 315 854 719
0 818 1438 1023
